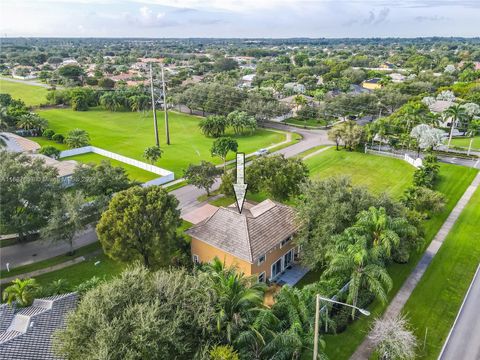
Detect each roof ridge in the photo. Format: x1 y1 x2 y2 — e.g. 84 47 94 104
244 215 253 262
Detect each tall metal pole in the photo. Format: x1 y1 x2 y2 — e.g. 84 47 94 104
149 63 159 147
313 294 320 360
161 63 170 145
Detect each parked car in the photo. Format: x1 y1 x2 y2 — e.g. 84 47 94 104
256 148 269 156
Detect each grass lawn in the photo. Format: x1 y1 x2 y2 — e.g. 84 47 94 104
402 184 480 359
320 164 478 360
450 136 480 150
35 108 286 177
0 78 49 106
62 152 159 183
304 148 415 198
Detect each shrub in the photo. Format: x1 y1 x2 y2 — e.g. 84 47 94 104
42 128 55 139
74 276 103 297
39 145 61 159
52 133 65 143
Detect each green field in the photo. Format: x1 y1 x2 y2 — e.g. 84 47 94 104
283 117 327 128
62 152 158 182
35 108 286 177
0 78 49 106
318 163 478 360
402 181 480 359
450 136 480 150
304 148 415 198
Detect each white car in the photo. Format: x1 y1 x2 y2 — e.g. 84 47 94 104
256 148 269 156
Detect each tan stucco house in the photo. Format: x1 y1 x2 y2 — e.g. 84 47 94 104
185 199 300 283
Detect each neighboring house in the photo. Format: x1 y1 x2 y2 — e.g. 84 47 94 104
61 58 78 66
349 84 371 94
186 199 301 282
181 75 204 86
389 73 406 83
361 78 382 90
379 62 395 70
0 293 78 360
240 74 256 87
284 82 306 94
429 99 454 114
29 154 78 187
1 133 77 187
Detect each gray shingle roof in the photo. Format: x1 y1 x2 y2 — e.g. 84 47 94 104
186 200 299 263
0 293 77 360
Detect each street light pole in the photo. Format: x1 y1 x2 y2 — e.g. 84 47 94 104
312 294 370 360
161 63 170 145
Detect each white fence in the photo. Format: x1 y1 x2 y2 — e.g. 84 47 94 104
404 154 423 168
59 146 174 185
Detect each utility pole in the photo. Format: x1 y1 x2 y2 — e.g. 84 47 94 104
161 63 170 145
149 63 159 147
313 294 320 360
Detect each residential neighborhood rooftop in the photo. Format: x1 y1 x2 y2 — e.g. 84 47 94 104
185 199 299 263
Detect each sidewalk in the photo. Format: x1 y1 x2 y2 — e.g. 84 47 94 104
350 172 480 359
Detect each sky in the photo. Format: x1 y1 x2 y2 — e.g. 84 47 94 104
0 0 479 38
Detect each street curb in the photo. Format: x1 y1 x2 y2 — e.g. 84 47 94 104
438 263 480 359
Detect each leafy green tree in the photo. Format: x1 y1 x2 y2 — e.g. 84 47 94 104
226 111 257 135
57 64 84 79
184 161 222 196
0 151 60 240
39 145 61 159
41 191 91 255
96 186 183 268
65 128 90 148
211 137 238 172
296 177 377 268
209 345 239 360
413 154 440 188
402 186 445 217
129 94 150 112
72 160 132 197
325 230 392 319
98 77 115 89
200 115 228 137
328 123 344 150
2 278 40 307
54 266 217 360
142 144 162 163
214 57 239 72
247 155 309 201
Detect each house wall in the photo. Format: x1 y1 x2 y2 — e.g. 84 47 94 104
361 82 382 90
252 241 298 279
191 237 253 276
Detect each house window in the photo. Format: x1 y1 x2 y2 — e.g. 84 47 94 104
257 254 266 265
192 254 200 264
280 235 293 248
258 272 266 283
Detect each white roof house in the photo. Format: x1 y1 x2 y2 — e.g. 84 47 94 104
284 82 306 94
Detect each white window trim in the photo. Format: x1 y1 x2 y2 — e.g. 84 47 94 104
258 271 266 283
270 256 284 280
257 254 266 266
192 254 199 264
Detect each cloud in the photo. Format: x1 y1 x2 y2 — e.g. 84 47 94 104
414 15 449 22
123 6 177 27
374 7 390 24
345 7 390 26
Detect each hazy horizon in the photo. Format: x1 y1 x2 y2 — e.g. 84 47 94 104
1 0 479 38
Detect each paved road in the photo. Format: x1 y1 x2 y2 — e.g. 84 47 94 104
0 76 54 88
351 173 480 360
0 125 331 271
439 264 480 360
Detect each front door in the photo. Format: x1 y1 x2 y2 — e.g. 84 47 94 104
284 250 293 268
271 258 283 279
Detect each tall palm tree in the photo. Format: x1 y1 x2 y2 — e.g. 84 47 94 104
2 278 39 307
445 104 468 148
353 207 401 259
204 258 266 344
404 103 424 134
325 231 392 319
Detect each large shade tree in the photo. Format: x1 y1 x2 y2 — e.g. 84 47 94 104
96 186 183 268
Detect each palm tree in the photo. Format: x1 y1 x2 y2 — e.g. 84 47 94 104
404 103 424 134
445 104 468 148
353 207 401 259
466 119 480 155
17 113 48 136
65 128 90 148
2 278 39 307
325 231 392 319
204 258 266 344
143 145 163 164
0 106 8 147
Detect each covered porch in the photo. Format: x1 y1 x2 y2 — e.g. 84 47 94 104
272 263 310 286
